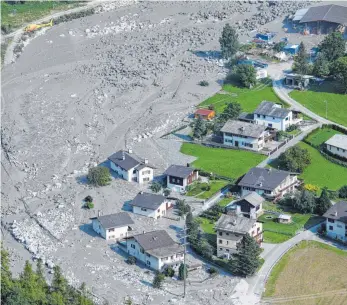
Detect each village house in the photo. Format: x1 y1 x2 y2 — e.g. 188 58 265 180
194 108 215 120
325 134 347 160
323 200 347 243
253 101 293 131
164 164 198 193
215 214 263 258
130 191 173 219
126 230 184 271
108 149 155 183
225 192 264 219
278 214 292 224
91 212 134 240
220 120 268 152
238 167 299 199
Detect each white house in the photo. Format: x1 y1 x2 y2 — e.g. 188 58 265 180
126 230 184 271
108 149 155 183
91 212 134 240
253 101 293 131
325 134 347 160
130 192 173 219
323 201 347 243
215 214 263 258
225 192 264 219
220 120 268 151
238 167 299 199
164 164 199 193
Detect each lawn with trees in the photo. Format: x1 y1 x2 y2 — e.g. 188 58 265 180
305 127 342 147
180 143 266 179
186 180 227 199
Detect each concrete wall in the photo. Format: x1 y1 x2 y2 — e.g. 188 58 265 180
326 219 347 242
110 161 130 181
137 167 154 183
223 133 264 151
327 145 347 159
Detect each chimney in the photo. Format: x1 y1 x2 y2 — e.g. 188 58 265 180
142 230 145 234
122 151 125 160
98 210 101 217
334 211 337 217
128 148 133 154
139 191 143 194
240 126 245 132
236 205 241 216
144 158 148 164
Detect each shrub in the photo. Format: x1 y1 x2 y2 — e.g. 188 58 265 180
208 104 215 110
178 263 188 280
163 188 171 196
286 125 298 132
150 181 162 193
84 195 93 203
85 202 94 209
199 80 209 86
152 272 165 289
304 184 319 193
208 267 218 275
278 146 311 173
164 266 175 277
225 192 233 198
339 185 347 198
87 166 111 186
126 256 136 265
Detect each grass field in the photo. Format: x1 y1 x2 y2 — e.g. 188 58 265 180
1 1 81 31
305 127 342 147
298 142 347 190
263 241 347 305
198 82 287 114
290 85 347 127
186 180 227 199
198 217 216 234
180 143 266 179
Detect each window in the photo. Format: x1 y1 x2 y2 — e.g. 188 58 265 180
337 224 342 228
157 208 160 212
263 115 266 119
143 177 150 182
131 244 135 249
226 249 229 252
226 241 229 245
147 253 151 257
219 232 222 236
108 228 115 232
328 218 335 223
146 261 151 266
171 256 174 259
257 114 260 118
268 123 273 127
337 148 340 151
143 170 151 175
329 226 333 231
257 227 260 232
273 117 275 120
140 248 144 254
133 169 136 174
285 117 289 121
264 190 271 194
219 239 222 244
226 233 229 236
219 248 222 251
141 207 147 211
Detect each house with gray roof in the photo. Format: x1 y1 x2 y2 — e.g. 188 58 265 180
126 230 184 271
220 120 268 151
253 101 293 131
215 214 263 258
238 167 299 199
323 200 347 243
91 212 134 240
325 134 347 160
164 164 198 193
130 191 173 219
108 149 155 184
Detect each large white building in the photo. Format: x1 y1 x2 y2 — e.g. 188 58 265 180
238 167 299 199
220 120 268 151
126 230 184 271
164 164 199 193
253 101 293 131
323 201 347 243
91 212 134 240
130 192 173 219
108 150 155 183
325 134 347 160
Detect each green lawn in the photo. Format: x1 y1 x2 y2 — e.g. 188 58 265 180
198 217 215 234
186 180 227 199
217 197 233 207
263 231 290 244
180 143 266 179
298 142 347 190
290 86 347 127
199 83 287 114
305 127 342 147
1 1 82 31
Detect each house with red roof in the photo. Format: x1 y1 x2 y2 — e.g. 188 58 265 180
194 108 215 120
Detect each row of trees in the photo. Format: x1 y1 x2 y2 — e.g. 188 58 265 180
1 246 95 305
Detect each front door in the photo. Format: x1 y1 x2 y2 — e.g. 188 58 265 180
235 141 239 147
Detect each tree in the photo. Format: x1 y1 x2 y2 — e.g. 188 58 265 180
319 32 345 62
236 64 256 88
273 41 286 52
1 245 13 302
87 166 111 186
52 266 68 297
219 23 239 59
316 188 332 216
331 56 347 93
230 234 261 277
313 53 330 77
178 263 188 280
193 116 207 139
36 258 47 289
124 297 133 305
163 188 171 196
219 102 242 123
150 181 162 193
293 42 309 76
152 272 165 289
339 185 347 198
185 211 193 229
293 190 316 214
196 237 214 259
278 146 311 172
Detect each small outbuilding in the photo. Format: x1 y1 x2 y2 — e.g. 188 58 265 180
278 214 292 224
194 109 215 120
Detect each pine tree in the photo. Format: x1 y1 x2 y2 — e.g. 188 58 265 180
316 188 332 216
52 266 68 300
230 234 261 277
178 263 188 280
193 116 207 139
293 190 316 214
293 42 310 76
319 32 345 62
219 23 240 59
220 102 242 123
152 272 165 289
1 245 14 302
185 212 193 230
313 53 330 77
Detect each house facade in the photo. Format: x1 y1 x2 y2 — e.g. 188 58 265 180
91 212 134 240
194 109 215 120
325 134 347 160
131 192 173 219
323 201 347 243
254 101 293 131
220 120 267 152
215 214 263 258
225 192 264 218
164 165 198 192
126 230 184 271
108 150 155 183
238 167 299 199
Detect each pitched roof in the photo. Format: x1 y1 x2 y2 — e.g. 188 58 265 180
299 4 347 25
323 201 347 224
325 134 347 151
164 164 195 178
108 150 155 171
278 214 291 220
238 167 292 191
195 109 215 116
131 192 166 210
238 112 255 122
254 101 291 119
215 214 256 234
236 191 265 208
220 120 266 138
91 212 134 229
